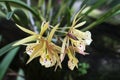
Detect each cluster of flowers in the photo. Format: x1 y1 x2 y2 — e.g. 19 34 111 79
13 11 92 70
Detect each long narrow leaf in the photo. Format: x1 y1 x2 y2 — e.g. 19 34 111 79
82 4 120 31
0 41 16 56
0 0 42 21
0 47 20 80
85 0 106 15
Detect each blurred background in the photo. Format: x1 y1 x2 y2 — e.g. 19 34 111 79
0 0 120 80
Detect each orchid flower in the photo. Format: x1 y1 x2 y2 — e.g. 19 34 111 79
13 22 62 69
60 10 92 70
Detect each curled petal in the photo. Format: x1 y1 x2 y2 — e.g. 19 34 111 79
74 46 89 55
84 31 92 45
40 53 56 68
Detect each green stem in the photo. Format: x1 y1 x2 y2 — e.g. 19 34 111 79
82 4 120 31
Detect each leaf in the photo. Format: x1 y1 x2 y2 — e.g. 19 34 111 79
82 4 120 31
0 41 16 56
0 35 2 42
6 11 14 20
0 0 42 21
84 0 106 15
14 9 28 26
0 47 20 80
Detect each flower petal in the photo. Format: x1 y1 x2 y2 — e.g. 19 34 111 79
68 57 78 70
60 37 67 62
40 22 49 36
40 52 56 68
74 21 86 28
26 40 46 64
16 24 36 35
47 24 59 42
84 31 92 45
13 35 38 46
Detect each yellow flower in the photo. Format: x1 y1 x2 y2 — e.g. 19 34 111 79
60 10 92 70
26 37 61 68
67 47 78 70
61 10 92 55
13 22 61 69
27 24 61 68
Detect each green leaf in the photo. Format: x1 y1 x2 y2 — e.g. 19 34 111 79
82 4 120 31
14 9 28 26
0 0 42 21
6 11 14 20
0 47 20 80
85 0 106 15
0 41 16 56
0 35 2 42
113 10 120 16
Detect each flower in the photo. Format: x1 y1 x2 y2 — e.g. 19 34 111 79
26 37 61 68
67 47 79 70
60 10 92 70
68 30 92 55
13 22 62 69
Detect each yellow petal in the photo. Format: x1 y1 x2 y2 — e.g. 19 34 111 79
60 37 67 62
13 35 38 46
67 48 78 70
40 22 49 36
68 57 78 70
67 48 73 59
72 30 92 45
61 37 67 53
54 51 62 70
74 21 86 28
25 43 42 55
47 24 59 42
16 24 36 35
27 49 42 64
27 40 46 64
72 11 80 27
72 29 85 38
